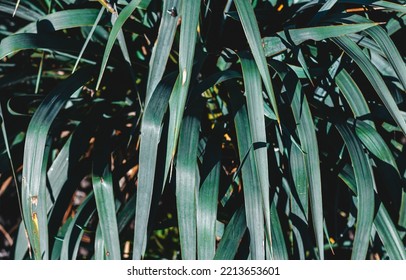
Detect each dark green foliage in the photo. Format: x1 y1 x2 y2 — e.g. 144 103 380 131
0 0 405 260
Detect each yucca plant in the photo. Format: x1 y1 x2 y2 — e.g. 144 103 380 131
0 0 405 260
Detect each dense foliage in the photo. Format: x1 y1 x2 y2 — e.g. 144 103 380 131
0 0 405 260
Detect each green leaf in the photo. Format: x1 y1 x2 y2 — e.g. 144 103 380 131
72 8 106 73
375 200 406 260
270 60 324 259
233 0 280 123
14 117 96 259
262 23 377 57
60 193 96 260
168 0 201 158
339 166 406 260
96 0 143 90
332 36 406 136
287 145 308 259
0 1 43 21
197 126 222 260
50 217 72 260
92 127 121 260
343 0 406 13
336 123 375 260
117 0 151 9
229 79 288 259
335 69 371 120
133 73 177 259
117 193 136 233
14 224 29 260
354 120 399 173
0 33 81 60
214 206 247 260
145 0 180 105
94 225 105 260
333 14 406 92
309 0 338 25
17 9 102 34
21 67 94 259
239 53 269 260
176 97 204 260
386 13 406 36
229 85 265 260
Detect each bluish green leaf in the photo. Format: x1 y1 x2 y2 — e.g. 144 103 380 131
145 0 180 105
176 97 204 260
96 0 143 89
339 165 406 259
234 0 280 123
332 36 406 136
92 127 121 260
336 123 375 260
17 9 102 34
21 67 94 259
214 206 247 260
239 53 269 260
354 120 399 173
60 193 96 260
133 73 177 259
262 23 377 57
270 60 324 259
197 126 222 260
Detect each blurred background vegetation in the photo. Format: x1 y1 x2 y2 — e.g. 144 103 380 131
0 0 406 260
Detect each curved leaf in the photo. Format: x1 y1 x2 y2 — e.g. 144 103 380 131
263 23 377 57
354 120 399 173
233 0 280 124
339 166 406 260
214 206 247 260
270 60 324 259
332 36 406 136
21 67 94 259
0 33 81 60
336 123 375 260
96 0 143 89
60 193 96 260
17 9 102 34
133 73 177 259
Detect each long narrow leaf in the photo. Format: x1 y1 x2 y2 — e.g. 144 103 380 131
270 60 324 259
197 126 222 260
145 0 180 105
133 73 176 259
176 97 203 260
233 0 280 123
21 67 94 259
335 69 371 120
339 166 406 259
96 0 142 89
332 36 406 136
0 33 81 59
354 120 398 173
92 127 121 260
332 14 406 91
336 123 375 260
17 9 102 34
263 23 377 57
168 0 201 161
214 206 247 260
60 193 96 260
239 53 269 260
